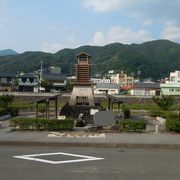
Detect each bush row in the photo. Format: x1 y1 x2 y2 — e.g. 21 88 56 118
149 109 179 119
0 107 19 117
117 120 146 132
0 108 7 116
166 119 180 132
10 118 74 131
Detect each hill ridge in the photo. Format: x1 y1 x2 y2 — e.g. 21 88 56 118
0 40 180 80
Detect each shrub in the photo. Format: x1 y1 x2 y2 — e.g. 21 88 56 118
152 95 174 111
38 106 45 113
149 109 166 118
150 110 179 119
122 107 131 119
7 107 19 117
166 119 180 132
118 119 146 132
0 108 7 116
0 94 14 109
10 118 74 131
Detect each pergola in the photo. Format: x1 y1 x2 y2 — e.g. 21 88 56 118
34 94 62 119
105 94 128 111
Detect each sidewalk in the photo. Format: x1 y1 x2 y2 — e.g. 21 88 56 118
0 120 180 149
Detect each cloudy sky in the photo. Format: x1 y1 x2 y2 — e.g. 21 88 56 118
0 0 180 53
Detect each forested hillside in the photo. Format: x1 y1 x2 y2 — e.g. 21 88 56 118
0 40 180 80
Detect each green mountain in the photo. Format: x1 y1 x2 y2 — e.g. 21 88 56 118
0 49 18 56
0 40 180 80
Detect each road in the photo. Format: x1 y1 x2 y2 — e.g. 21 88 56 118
0 145 180 180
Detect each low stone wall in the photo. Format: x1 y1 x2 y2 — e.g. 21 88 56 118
13 95 154 104
0 115 11 121
1 92 179 104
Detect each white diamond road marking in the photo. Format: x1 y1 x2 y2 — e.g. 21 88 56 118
13 152 104 164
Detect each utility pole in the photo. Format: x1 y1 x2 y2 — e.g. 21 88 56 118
39 61 43 92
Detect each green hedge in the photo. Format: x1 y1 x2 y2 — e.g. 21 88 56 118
118 120 146 132
149 109 166 118
166 119 180 132
0 107 19 117
150 110 179 119
10 118 74 131
0 108 7 116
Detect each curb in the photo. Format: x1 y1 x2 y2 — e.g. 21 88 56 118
0 141 180 149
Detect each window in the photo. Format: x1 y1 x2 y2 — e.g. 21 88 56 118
7 77 12 83
170 76 175 82
22 77 27 83
79 56 87 61
29 78 34 83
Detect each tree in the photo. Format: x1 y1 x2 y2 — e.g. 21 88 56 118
41 80 53 92
152 95 174 111
0 94 14 109
62 80 73 92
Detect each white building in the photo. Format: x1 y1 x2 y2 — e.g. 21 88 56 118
91 77 110 84
170 71 180 83
160 70 180 95
110 73 134 86
94 83 119 95
130 82 161 96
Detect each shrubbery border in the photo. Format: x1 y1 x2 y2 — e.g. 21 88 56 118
10 118 74 131
117 119 146 132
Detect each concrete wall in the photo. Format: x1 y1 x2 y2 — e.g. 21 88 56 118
1 92 179 104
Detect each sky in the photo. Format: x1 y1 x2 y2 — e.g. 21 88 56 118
0 0 180 53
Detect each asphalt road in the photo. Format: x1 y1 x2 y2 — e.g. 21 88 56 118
0 145 180 180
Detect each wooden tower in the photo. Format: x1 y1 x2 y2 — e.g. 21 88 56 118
69 52 95 106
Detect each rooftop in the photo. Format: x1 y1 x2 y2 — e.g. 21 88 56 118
96 83 119 89
0 72 17 78
132 82 160 89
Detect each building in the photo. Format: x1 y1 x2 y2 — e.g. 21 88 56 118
110 72 134 86
160 70 180 95
170 71 180 83
94 83 119 95
160 83 180 95
18 73 38 92
42 73 67 92
130 82 160 96
0 72 17 92
48 66 61 74
91 77 110 84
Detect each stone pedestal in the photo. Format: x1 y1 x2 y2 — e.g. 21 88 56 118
69 85 95 106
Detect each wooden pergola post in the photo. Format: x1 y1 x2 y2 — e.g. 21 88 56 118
36 102 38 118
108 98 111 110
111 101 114 111
55 96 58 119
118 102 120 112
45 99 49 119
47 100 50 119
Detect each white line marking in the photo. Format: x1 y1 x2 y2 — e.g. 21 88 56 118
13 152 104 164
